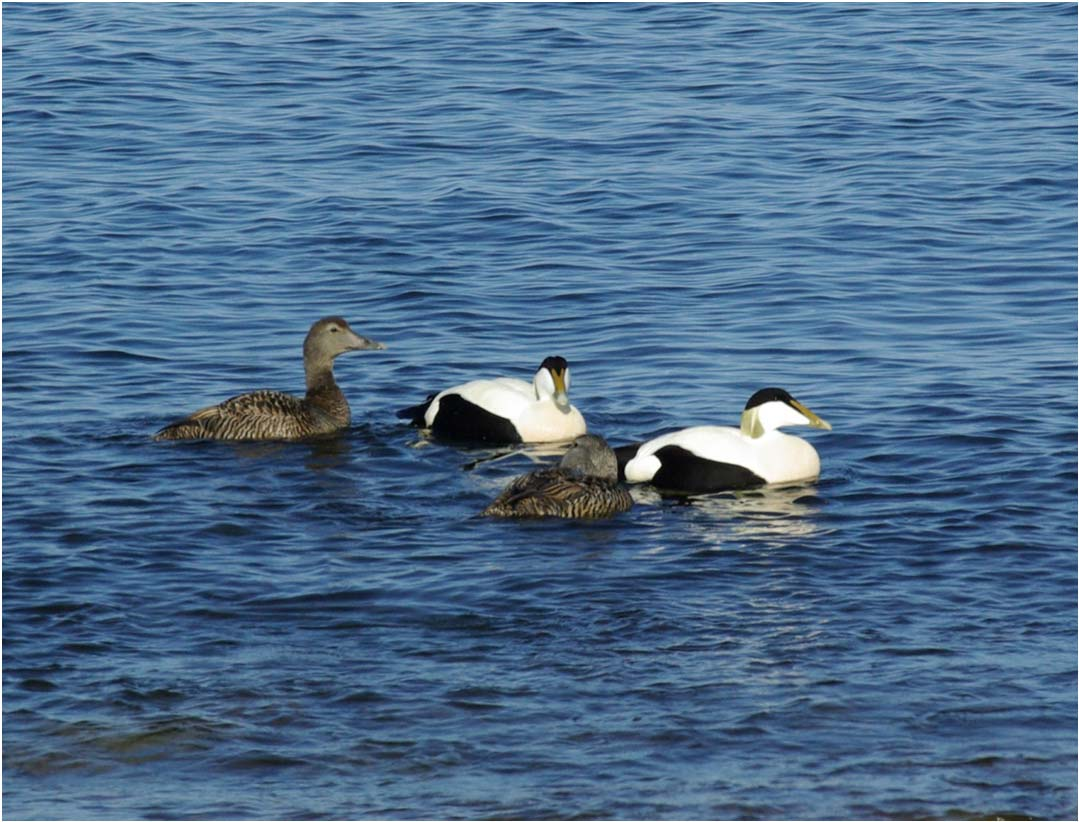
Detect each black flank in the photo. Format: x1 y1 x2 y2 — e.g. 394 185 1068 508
651 445 765 493
430 393 523 444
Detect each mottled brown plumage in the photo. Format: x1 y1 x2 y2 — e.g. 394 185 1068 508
482 434 634 519
154 317 385 442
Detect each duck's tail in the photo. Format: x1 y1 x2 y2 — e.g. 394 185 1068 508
153 418 206 441
395 394 436 427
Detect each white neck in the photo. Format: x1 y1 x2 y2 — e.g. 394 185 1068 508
533 366 555 400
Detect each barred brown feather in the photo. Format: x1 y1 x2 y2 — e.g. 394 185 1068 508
482 467 634 519
153 389 343 441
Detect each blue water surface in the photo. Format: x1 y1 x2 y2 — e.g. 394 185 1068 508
3 3 1077 819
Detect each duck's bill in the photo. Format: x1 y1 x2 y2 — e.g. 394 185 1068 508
348 332 387 351
792 399 831 431
551 370 570 409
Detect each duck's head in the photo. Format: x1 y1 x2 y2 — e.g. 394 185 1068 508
533 355 572 410
304 316 386 363
740 387 831 439
560 433 618 481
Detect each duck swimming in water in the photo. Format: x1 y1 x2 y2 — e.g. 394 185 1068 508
397 356 587 444
154 316 386 441
618 388 832 493
482 434 633 518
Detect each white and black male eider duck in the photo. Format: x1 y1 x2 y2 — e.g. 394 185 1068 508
483 434 633 519
153 316 386 441
397 356 587 444
617 388 832 493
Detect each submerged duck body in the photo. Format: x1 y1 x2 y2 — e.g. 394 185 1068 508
621 388 832 493
154 316 385 442
483 434 633 518
397 356 586 444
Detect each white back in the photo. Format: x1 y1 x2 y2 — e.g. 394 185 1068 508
425 377 532 425
424 375 586 442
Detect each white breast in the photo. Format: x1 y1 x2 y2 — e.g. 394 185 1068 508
513 401 586 442
750 431 821 484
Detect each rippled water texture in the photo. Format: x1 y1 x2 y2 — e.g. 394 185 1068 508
4 3 1077 819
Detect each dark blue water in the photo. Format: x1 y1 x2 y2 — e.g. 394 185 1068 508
4 3 1076 819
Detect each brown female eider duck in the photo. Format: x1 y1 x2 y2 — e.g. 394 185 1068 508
154 316 385 441
482 434 633 519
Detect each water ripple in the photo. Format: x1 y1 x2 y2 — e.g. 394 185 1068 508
4 3 1076 820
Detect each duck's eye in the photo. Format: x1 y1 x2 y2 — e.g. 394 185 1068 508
329 326 339 333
